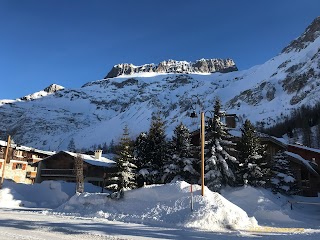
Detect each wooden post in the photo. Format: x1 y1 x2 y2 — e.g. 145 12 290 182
75 153 84 193
0 135 11 189
201 112 205 196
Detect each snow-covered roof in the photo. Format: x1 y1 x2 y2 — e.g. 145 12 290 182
289 144 320 154
63 151 116 168
284 151 319 176
0 140 55 156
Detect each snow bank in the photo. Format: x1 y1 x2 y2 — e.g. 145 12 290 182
0 188 23 208
0 180 102 208
221 186 302 227
55 181 258 231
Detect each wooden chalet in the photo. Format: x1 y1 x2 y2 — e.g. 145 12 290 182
34 150 117 188
189 113 320 196
285 144 320 196
0 140 55 184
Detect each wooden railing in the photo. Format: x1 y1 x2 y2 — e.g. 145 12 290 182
41 169 75 177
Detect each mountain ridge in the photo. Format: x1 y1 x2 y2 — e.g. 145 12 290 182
0 17 319 151
104 58 238 78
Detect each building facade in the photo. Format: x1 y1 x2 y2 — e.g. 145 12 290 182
0 140 55 184
34 150 116 188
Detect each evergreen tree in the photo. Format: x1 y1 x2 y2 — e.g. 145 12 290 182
135 132 150 186
316 123 320 148
109 139 115 153
137 113 168 184
162 122 198 183
237 120 270 187
108 125 137 193
68 138 76 152
302 119 312 147
102 142 108 153
205 99 238 192
271 151 299 195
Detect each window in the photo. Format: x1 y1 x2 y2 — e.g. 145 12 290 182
16 163 23 169
15 150 23 157
301 168 310 188
12 163 25 170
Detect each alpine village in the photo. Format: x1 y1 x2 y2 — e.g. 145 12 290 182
1 12 320 239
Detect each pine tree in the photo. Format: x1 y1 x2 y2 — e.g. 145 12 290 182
302 122 312 147
271 151 299 195
137 113 168 184
237 119 269 187
205 99 238 192
135 132 150 186
109 139 115 153
108 125 137 194
162 122 198 183
316 123 320 148
68 138 76 152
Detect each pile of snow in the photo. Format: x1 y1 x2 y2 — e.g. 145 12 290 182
54 181 258 231
0 180 102 208
221 186 320 228
0 188 23 208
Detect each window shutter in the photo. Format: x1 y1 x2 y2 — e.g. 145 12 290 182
0 162 2 169
22 164 26 170
12 163 17 170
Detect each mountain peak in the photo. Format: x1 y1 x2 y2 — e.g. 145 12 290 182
282 16 320 53
104 58 238 78
20 84 64 101
43 84 64 93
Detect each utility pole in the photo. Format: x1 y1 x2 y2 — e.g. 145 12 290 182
201 112 205 196
0 135 11 189
189 96 206 197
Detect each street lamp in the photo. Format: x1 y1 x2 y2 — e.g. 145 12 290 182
189 96 205 196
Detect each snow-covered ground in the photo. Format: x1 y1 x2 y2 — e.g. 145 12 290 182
0 180 319 239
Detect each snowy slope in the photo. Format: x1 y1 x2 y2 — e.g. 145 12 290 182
0 17 319 151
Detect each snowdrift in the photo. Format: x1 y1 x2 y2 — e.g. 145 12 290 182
222 186 320 228
55 181 258 231
0 180 102 208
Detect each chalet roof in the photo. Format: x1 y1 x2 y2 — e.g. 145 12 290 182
0 140 55 156
288 144 320 154
63 151 116 168
63 151 116 167
285 151 319 177
33 151 116 168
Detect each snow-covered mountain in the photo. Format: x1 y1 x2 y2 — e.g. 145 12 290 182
20 84 65 101
0 17 319 151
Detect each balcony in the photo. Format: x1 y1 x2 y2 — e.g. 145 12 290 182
41 169 75 177
26 171 37 179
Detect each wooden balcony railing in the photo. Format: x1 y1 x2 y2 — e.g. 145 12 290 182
41 169 75 177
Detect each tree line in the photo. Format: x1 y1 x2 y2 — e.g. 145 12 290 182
262 103 320 148
104 99 299 197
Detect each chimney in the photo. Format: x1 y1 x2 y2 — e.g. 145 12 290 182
94 150 102 160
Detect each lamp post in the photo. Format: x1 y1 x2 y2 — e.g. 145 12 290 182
189 96 205 196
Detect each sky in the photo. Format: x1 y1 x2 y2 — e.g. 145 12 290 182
0 0 319 99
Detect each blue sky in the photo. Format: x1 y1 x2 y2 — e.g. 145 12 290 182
0 0 319 99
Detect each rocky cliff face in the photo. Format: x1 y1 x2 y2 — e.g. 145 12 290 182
282 16 320 53
104 58 238 78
